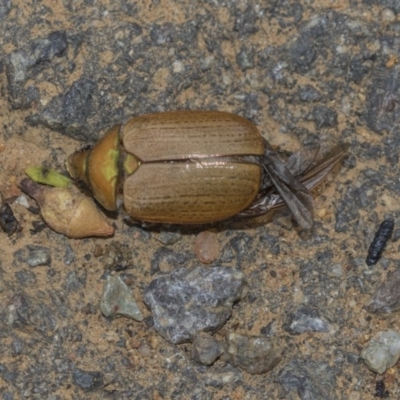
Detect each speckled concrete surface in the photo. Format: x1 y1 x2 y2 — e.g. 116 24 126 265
1 0 400 399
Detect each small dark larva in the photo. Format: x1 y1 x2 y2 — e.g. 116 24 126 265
366 218 395 266
0 202 20 235
374 379 389 398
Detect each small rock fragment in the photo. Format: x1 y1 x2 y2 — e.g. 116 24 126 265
298 85 323 102
361 330 400 374
144 266 246 344
156 227 181 245
283 306 329 335
0 202 20 235
32 77 97 140
203 371 241 387
150 247 190 275
277 358 336 398
191 332 225 366
306 105 338 128
226 333 283 374
72 367 103 392
100 275 143 321
366 269 400 314
7 294 56 338
0 0 11 19
14 245 51 267
194 231 219 264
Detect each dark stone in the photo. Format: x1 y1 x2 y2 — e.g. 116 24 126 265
150 23 175 45
64 245 75 266
6 31 68 109
29 31 68 65
0 364 18 384
226 333 283 374
306 105 338 128
234 5 259 35
191 332 225 366
289 37 316 73
150 247 191 275
334 187 360 233
71 367 103 392
298 85 323 102
229 233 253 266
63 270 87 292
277 358 337 399
260 233 280 255
363 68 400 134
366 269 400 314
13 245 51 267
0 0 11 19
32 78 97 140
11 337 23 355
7 294 56 338
15 269 37 287
236 46 255 70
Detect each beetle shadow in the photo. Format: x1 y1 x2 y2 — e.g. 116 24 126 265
122 208 299 237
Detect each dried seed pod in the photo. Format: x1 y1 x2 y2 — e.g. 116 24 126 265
366 218 395 266
20 178 114 238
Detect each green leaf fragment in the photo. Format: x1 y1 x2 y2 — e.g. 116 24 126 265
25 166 72 188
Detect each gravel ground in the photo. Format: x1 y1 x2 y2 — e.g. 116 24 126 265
1 0 400 399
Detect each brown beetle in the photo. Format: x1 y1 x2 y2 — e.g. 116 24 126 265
67 110 347 229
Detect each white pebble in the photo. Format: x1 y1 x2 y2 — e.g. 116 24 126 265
15 195 30 208
172 60 184 73
361 330 400 374
381 8 396 23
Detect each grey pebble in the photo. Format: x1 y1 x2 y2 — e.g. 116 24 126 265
361 330 400 374
191 332 225 366
6 31 67 108
15 269 37 287
7 293 56 338
100 275 143 321
236 46 255 71
203 371 241 388
13 245 51 267
63 270 86 292
156 227 182 246
226 332 283 374
283 306 329 335
306 105 338 128
71 367 103 392
366 269 400 314
144 266 246 344
0 0 11 19
150 247 191 275
298 84 323 102
63 244 75 266
277 358 337 399
33 77 97 140
363 68 400 134
11 337 23 355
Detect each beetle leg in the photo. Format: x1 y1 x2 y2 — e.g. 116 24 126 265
236 143 348 229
